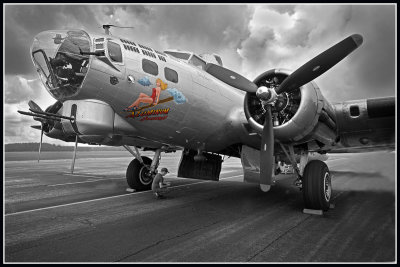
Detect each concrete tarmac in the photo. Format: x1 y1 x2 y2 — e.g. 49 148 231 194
4 151 396 262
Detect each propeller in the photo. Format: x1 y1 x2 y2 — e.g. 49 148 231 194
20 100 80 172
19 100 68 162
205 34 363 192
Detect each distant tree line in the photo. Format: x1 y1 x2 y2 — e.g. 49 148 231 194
5 143 124 152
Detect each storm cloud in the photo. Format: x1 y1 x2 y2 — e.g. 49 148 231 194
4 4 396 144
4 5 100 75
4 75 45 104
95 5 252 70
237 5 395 102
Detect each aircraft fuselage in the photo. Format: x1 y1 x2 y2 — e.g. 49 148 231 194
31 29 251 152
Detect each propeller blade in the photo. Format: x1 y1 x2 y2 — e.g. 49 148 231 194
205 63 258 93
31 125 42 130
45 101 63 114
259 106 274 192
38 125 43 163
28 100 43 113
28 100 46 122
71 135 78 174
276 34 363 94
33 116 46 123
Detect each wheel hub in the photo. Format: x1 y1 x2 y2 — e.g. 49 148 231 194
323 172 332 202
139 166 153 185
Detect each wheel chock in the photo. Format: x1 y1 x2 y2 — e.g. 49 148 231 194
126 188 136 192
303 208 323 215
303 204 335 215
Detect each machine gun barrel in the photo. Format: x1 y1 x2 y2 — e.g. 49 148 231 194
18 110 62 122
28 108 74 120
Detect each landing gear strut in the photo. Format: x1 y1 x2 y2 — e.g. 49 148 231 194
278 143 332 212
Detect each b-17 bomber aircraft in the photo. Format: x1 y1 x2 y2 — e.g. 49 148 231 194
19 25 395 212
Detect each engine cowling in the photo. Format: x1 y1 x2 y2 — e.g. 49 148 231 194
244 69 334 144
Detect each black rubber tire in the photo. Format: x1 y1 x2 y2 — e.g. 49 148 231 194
126 157 153 191
302 160 332 211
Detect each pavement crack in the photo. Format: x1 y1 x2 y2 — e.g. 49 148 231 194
115 220 221 262
246 216 310 262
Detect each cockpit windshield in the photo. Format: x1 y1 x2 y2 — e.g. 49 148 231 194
31 30 91 99
164 50 207 70
164 51 191 60
188 55 206 70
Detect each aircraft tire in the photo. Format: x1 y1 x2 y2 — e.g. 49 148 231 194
126 157 153 191
302 160 332 211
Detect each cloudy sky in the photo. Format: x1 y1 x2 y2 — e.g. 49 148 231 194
4 4 396 144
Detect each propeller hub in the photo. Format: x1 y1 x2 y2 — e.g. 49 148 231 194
256 86 277 104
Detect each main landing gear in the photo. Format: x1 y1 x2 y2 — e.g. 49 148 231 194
123 146 163 191
126 156 153 191
278 143 332 212
302 160 332 211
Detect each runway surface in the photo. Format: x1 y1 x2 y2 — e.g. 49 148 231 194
4 150 396 262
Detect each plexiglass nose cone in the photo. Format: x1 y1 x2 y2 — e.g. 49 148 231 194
31 30 91 100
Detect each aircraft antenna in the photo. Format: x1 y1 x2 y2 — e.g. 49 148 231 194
101 24 135 35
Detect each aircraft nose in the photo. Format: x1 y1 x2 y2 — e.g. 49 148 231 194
31 30 91 100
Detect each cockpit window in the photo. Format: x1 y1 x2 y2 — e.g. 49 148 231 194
189 55 206 70
32 51 50 78
31 30 91 100
107 41 122 62
164 51 191 60
214 55 223 66
32 50 57 88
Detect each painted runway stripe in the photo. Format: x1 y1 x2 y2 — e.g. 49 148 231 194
5 174 244 216
326 162 349 169
6 166 70 171
48 177 127 186
326 158 348 162
5 177 126 189
221 175 243 180
47 179 105 187
61 169 238 180
62 173 110 179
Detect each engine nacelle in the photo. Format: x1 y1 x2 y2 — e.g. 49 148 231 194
60 99 138 141
333 97 395 150
244 69 336 144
